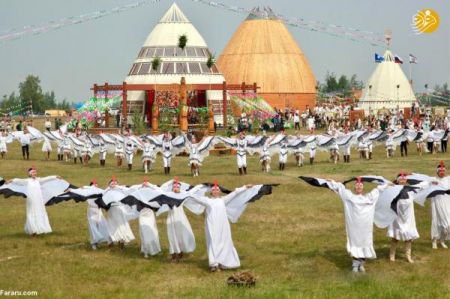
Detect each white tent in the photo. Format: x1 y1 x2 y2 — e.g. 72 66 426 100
124 3 225 107
358 50 417 113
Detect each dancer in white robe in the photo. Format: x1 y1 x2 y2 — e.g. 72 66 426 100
41 137 52 161
278 141 288 170
301 176 391 273
184 134 217 177
56 140 64 161
130 179 161 258
0 167 69 235
139 207 161 258
259 145 271 172
83 181 111 249
101 179 135 248
160 178 196 262
125 139 135 171
412 162 450 249
162 133 173 175
0 130 10 159
141 140 156 174
187 182 273 272
62 137 72 161
114 142 125 167
388 173 427 263
99 142 107 166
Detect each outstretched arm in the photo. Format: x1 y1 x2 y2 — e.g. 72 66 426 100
38 175 59 183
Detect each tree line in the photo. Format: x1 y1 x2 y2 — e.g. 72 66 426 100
1 75 72 115
317 73 364 98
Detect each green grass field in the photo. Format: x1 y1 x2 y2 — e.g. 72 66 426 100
0 132 449 299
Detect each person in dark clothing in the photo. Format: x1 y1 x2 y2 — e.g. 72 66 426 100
116 113 121 128
441 127 449 153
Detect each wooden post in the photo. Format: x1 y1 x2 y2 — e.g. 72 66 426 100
223 81 227 128
180 77 188 133
103 82 108 129
253 82 257 94
104 82 109 99
105 109 109 128
152 104 159 134
122 81 128 129
93 84 98 97
208 100 215 135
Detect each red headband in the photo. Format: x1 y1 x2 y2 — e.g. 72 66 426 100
355 176 363 186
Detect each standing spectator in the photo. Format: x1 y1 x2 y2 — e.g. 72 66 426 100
293 110 300 131
441 126 449 153
116 113 121 128
16 120 23 131
400 125 408 157
19 127 31 160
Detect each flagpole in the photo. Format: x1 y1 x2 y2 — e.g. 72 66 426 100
409 61 412 86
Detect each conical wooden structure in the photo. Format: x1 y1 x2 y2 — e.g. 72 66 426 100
358 50 417 113
218 7 316 111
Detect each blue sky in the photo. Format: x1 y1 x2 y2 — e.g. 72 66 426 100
0 0 448 102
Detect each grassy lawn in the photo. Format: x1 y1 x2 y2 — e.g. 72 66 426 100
0 135 449 298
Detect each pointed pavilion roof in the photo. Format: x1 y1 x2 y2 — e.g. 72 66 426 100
358 50 416 111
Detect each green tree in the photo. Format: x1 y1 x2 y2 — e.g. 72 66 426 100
0 92 21 115
19 75 44 113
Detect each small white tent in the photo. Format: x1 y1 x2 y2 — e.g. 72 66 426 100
358 50 416 113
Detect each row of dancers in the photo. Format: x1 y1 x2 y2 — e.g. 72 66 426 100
0 162 448 273
0 169 273 272
0 125 448 175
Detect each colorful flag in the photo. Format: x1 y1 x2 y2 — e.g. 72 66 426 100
375 53 384 63
409 54 418 64
394 55 403 64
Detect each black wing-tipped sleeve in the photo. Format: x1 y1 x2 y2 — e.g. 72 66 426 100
248 184 273 202
299 176 333 189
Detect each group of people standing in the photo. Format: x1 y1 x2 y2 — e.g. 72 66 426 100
0 170 273 272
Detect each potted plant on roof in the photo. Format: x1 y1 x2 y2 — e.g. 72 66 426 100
151 56 161 98
206 53 216 102
178 34 188 73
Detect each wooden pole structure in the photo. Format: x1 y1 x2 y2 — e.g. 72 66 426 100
122 81 128 129
208 100 215 135
179 77 188 133
222 81 227 128
151 104 159 134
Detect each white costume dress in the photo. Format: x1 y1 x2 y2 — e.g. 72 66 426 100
139 208 161 256
187 185 270 269
0 135 8 152
106 203 135 243
329 181 388 258
115 143 125 158
387 190 420 241
429 177 450 240
162 140 173 168
236 138 247 168
99 144 107 161
125 142 135 164
141 143 156 163
190 196 240 269
87 198 111 245
6 176 69 235
279 144 288 164
41 137 52 152
166 205 196 254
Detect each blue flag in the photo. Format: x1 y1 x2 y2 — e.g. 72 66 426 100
374 53 384 63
